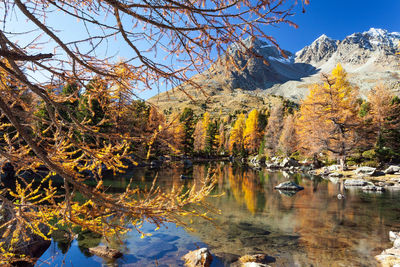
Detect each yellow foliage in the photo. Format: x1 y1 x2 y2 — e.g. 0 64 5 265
296 63 361 160
243 109 261 153
229 113 246 153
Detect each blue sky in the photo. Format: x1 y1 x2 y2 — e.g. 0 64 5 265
141 1 400 98
3 1 399 99
267 0 400 52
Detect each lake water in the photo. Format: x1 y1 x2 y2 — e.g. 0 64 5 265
37 162 400 266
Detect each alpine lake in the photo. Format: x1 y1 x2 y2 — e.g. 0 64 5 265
37 162 400 266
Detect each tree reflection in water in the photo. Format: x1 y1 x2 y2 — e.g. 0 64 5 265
43 163 400 266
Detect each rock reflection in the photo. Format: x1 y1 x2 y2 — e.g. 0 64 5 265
277 189 298 197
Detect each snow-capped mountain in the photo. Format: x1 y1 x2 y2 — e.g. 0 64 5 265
296 28 399 69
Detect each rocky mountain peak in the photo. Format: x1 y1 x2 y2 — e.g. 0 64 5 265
295 33 338 64
227 36 291 61
342 28 399 51
149 28 399 112
366 27 388 37
314 34 334 42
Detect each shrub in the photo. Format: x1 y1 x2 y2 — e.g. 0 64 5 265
347 160 357 166
361 160 379 168
362 149 376 160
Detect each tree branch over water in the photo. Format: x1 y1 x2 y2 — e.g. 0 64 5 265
0 0 307 264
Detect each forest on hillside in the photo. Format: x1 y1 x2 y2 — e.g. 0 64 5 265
1 0 400 265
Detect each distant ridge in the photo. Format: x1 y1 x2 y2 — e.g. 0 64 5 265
149 28 400 115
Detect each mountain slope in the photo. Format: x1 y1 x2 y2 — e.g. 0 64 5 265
149 28 400 114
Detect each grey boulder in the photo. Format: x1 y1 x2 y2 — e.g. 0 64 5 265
344 179 368 187
355 166 377 177
385 165 400 174
274 181 304 191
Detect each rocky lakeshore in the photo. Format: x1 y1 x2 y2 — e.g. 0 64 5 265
376 231 400 267
247 155 400 193
182 248 273 267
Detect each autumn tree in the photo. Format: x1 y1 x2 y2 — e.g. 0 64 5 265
278 113 298 156
243 109 262 154
166 121 186 155
229 113 246 155
0 0 307 264
368 84 400 161
179 108 196 155
297 64 363 169
264 103 284 156
205 120 218 156
217 117 229 154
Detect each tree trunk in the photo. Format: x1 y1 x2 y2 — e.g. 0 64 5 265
313 153 321 168
339 155 347 171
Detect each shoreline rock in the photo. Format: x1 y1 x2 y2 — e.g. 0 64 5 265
376 231 400 266
232 253 272 267
182 248 213 267
88 246 123 258
344 179 368 187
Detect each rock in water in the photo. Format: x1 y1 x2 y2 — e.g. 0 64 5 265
344 179 368 187
88 246 122 258
231 254 271 267
274 181 304 191
182 248 213 267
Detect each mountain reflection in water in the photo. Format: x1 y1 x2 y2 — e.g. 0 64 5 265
39 162 400 266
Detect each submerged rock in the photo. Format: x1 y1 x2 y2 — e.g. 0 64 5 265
274 181 304 191
88 246 122 258
215 252 240 265
182 248 213 267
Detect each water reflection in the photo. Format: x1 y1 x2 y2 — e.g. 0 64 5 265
39 163 400 266
183 164 400 266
